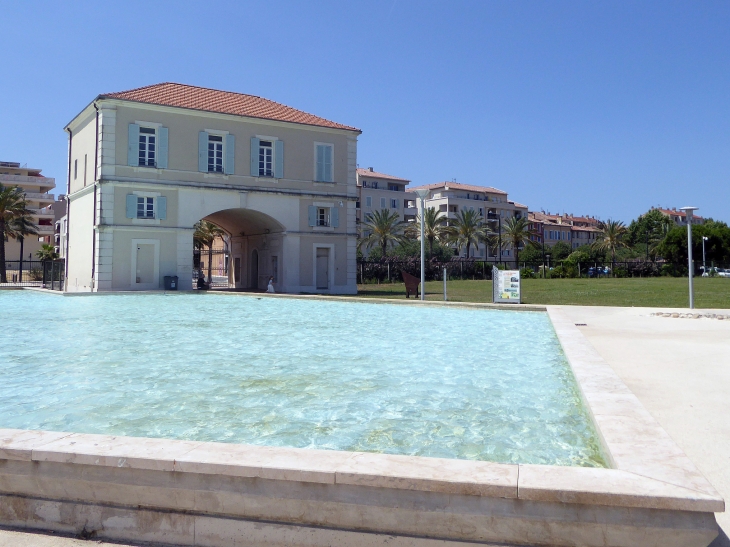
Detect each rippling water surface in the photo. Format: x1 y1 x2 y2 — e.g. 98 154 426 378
0 292 606 467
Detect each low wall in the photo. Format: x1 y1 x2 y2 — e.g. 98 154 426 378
0 304 724 547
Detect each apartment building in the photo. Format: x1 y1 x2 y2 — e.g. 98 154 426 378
406 182 527 259
653 207 705 226
51 196 68 258
356 167 414 225
528 212 601 249
0 161 56 261
64 82 361 293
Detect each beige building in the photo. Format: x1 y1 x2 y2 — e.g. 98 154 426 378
64 83 360 293
0 161 56 261
653 207 705 226
356 167 413 225
406 181 527 259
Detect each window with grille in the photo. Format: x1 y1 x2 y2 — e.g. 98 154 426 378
259 140 273 177
138 127 156 167
208 135 223 173
137 197 154 219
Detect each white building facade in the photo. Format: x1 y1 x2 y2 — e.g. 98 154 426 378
64 83 360 293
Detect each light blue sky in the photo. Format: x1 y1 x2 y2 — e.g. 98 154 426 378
2 1 728 222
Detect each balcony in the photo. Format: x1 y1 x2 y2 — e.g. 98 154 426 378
0 174 55 189
404 206 417 216
36 225 55 235
28 209 56 220
22 191 55 203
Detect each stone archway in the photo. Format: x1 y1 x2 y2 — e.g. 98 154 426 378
196 207 286 291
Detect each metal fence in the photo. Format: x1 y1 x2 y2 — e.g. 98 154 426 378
193 249 230 289
1 259 64 290
357 259 730 284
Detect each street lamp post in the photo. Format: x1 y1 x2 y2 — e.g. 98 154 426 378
680 206 698 309
702 236 708 275
414 188 430 301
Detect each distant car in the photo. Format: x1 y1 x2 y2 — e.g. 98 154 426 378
588 267 610 278
718 268 730 278
701 267 730 278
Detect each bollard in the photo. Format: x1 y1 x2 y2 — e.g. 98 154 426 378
443 267 448 301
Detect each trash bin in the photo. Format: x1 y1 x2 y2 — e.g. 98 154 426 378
164 275 178 290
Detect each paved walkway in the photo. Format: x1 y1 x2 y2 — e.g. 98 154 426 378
1 304 729 546
558 305 730 547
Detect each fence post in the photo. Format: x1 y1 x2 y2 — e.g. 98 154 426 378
387 262 390 282
443 267 447 301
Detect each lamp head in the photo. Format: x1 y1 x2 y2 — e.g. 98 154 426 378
413 188 430 200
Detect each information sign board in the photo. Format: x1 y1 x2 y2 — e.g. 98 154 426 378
492 267 521 304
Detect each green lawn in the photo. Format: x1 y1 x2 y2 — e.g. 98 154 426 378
356 277 730 308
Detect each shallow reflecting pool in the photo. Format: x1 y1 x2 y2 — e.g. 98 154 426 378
0 291 606 467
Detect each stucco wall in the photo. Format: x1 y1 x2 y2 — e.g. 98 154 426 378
66 189 95 292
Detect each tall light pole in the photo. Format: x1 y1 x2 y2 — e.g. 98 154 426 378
414 188 430 301
680 206 698 309
702 236 708 274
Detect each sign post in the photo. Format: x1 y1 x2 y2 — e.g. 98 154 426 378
492 267 521 304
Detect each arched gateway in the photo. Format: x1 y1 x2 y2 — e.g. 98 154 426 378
63 82 360 294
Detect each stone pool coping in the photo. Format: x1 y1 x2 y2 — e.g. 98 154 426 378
0 297 724 546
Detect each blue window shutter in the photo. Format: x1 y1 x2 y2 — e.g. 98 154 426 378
128 124 140 166
157 127 169 169
331 207 339 228
324 145 332 182
275 140 284 178
199 132 208 172
308 205 317 227
126 194 136 218
224 134 235 174
157 196 167 220
315 145 324 181
250 137 260 176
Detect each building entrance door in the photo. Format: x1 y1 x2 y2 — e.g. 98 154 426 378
316 248 329 290
251 249 259 289
136 244 155 285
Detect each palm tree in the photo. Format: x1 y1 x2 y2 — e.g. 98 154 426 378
0 184 35 283
444 209 488 259
501 216 536 266
593 219 628 275
358 209 407 257
193 220 226 283
6 213 39 282
407 206 447 259
35 243 58 261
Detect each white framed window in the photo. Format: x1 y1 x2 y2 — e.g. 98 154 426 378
137 196 154 219
365 196 372 207
380 197 386 208
208 134 224 173
138 127 157 167
317 207 330 227
259 140 274 177
315 143 333 182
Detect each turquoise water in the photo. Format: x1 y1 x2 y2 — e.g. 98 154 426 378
0 291 606 467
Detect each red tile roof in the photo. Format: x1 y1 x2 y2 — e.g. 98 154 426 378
356 168 410 182
101 83 360 132
655 207 703 220
407 181 508 195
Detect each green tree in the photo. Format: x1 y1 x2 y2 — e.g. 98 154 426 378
35 243 59 261
627 209 674 258
443 209 488 259
0 184 36 283
359 209 408 258
7 213 40 281
549 241 573 261
406 206 448 259
657 220 730 266
593 219 629 274
193 220 226 283
501 216 537 265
